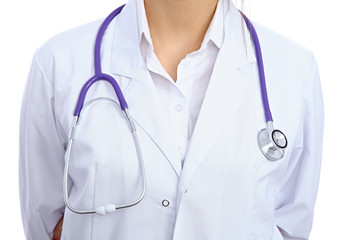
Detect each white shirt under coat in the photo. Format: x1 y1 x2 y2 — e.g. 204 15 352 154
19 0 325 239
136 0 225 166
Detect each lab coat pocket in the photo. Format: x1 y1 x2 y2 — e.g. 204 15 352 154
66 97 144 219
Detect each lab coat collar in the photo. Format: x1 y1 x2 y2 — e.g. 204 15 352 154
109 0 257 179
110 0 142 78
110 0 256 77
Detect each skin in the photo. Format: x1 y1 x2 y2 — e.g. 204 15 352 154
52 0 218 238
52 216 63 240
144 0 218 82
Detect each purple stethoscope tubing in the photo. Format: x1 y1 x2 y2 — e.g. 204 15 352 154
240 13 273 123
73 4 273 123
65 4 288 216
73 5 127 116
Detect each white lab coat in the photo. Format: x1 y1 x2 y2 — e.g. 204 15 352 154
19 0 324 239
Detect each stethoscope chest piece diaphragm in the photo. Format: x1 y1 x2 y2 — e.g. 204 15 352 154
62 4 289 216
257 126 288 161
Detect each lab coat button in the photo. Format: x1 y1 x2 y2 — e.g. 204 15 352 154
174 104 183 112
162 199 170 207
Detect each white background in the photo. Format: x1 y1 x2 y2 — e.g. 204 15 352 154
0 0 359 239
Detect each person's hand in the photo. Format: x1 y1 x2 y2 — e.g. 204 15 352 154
52 216 64 240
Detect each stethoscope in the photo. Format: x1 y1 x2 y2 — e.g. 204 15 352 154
64 4 288 216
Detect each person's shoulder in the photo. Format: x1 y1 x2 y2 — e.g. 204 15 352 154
252 21 320 96
227 2 317 73
252 21 317 71
34 19 104 64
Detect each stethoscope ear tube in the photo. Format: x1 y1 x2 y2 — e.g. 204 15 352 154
65 5 146 215
63 110 146 215
63 4 290 217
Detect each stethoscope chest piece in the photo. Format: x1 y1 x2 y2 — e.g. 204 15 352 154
62 4 289 216
257 122 288 161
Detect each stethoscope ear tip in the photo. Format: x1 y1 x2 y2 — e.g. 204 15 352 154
96 204 116 216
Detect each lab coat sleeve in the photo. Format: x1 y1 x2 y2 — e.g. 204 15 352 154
274 55 324 240
19 51 66 240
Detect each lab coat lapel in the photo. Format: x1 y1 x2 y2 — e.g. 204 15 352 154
109 0 182 177
125 67 183 178
178 8 257 197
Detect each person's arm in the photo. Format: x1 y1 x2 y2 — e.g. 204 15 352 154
274 55 324 239
19 51 66 239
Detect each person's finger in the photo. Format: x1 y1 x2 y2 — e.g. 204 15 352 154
52 216 64 240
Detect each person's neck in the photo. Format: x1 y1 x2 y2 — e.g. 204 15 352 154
144 0 219 47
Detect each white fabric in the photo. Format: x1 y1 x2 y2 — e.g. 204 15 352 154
136 0 225 166
19 0 324 239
